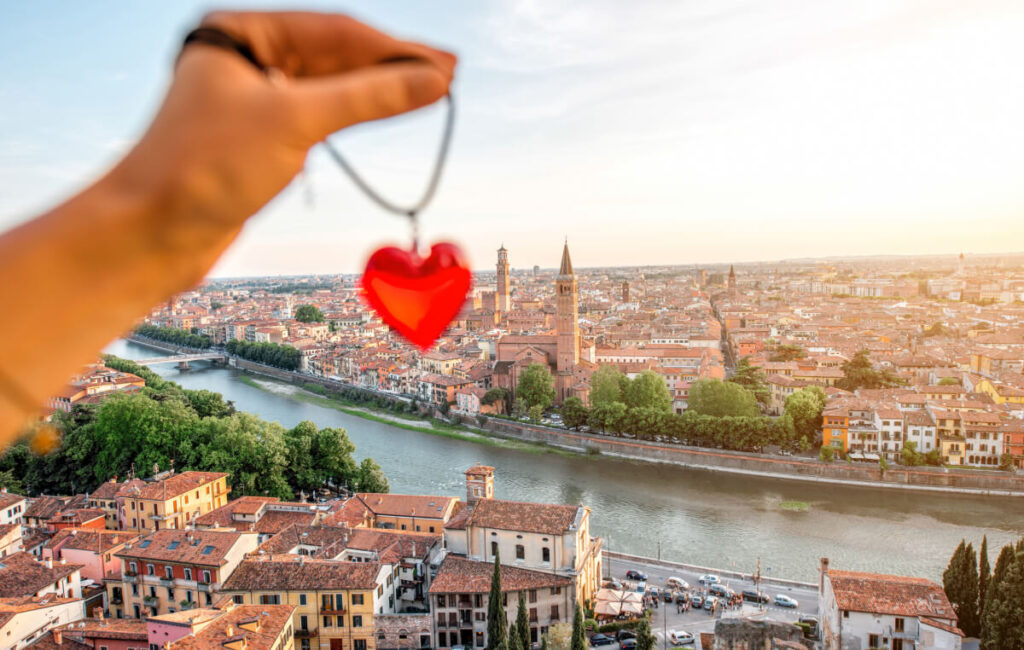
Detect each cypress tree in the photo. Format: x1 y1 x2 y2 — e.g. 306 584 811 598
981 548 1024 649
979 535 991 622
509 621 522 650
540 637 548 650
487 551 507 650
944 540 981 638
516 591 530 649
571 603 586 650
636 617 657 650
981 544 1016 645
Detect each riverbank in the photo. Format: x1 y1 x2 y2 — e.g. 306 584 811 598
121 335 1024 497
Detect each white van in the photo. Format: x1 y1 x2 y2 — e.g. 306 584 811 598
666 576 690 590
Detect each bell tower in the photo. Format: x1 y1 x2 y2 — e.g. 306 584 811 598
496 245 510 313
556 242 580 402
466 465 494 504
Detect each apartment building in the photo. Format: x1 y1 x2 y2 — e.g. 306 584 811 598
112 529 258 619
221 555 394 650
116 471 231 532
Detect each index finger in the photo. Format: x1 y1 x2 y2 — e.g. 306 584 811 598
200 11 456 79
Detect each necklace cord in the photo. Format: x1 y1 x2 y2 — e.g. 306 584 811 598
322 93 455 251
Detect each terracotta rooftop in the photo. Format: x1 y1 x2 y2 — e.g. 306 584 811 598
466 499 581 535
159 604 296 649
827 569 960 624
119 471 228 501
46 528 140 555
117 530 245 566
221 556 382 592
355 493 457 519
0 552 83 598
0 492 26 510
429 556 571 594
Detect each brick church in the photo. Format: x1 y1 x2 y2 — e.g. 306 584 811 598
492 243 595 405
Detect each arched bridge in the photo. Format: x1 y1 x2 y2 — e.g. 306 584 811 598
133 352 227 369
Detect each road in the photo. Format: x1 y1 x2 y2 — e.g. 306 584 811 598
600 555 819 649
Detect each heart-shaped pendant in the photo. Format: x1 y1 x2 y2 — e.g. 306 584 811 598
361 242 472 350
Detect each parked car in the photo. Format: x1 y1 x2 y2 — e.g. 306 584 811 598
674 592 689 604
699 574 721 585
669 630 696 646
666 576 690 591
774 594 799 608
703 596 718 611
662 590 674 603
742 589 769 604
589 634 615 647
619 639 638 650
603 578 624 590
635 581 647 593
646 586 661 598
709 584 734 599
690 595 703 608
626 570 648 581
616 630 636 641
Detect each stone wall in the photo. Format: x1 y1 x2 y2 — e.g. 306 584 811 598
474 417 1024 496
374 613 432 650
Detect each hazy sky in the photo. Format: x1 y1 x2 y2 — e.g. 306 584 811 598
2 0 1023 275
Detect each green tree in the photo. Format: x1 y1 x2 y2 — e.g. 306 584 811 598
635 617 656 650
570 603 586 650
998 453 1015 471
728 357 769 407
938 377 960 386
517 363 556 410
769 344 806 362
687 379 759 418
516 592 530 650
483 388 510 413
900 440 925 466
588 402 627 434
486 552 506 650
561 397 588 430
819 446 835 462
528 404 544 423
980 546 1024 648
509 621 522 650
837 349 903 392
0 469 22 493
981 543 1017 644
623 370 672 411
980 535 991 625
543 623 572 650
784 387 827 442
356 457 390 493
590 365 626 407
943 540 980 638
294 304 325 322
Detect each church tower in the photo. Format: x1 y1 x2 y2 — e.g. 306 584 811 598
728 265 737 296
496 245 510 313
556 242 580 401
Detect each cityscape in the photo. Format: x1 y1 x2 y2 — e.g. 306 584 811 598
2 244 1022 649
2 2 1024 650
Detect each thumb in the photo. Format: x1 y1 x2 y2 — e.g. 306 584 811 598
286 62 452 144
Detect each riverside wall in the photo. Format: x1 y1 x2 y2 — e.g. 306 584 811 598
119 336 1024 497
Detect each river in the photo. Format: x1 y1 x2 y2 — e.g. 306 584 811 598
105 339 1023 582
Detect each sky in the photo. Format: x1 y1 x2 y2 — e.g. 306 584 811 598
2 0 1023 276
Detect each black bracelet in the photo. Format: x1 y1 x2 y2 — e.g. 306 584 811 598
182 26 265 72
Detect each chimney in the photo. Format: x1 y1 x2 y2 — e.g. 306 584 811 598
45 558 53 569
53 629 63 645
226 625 234 637
819 557 830 593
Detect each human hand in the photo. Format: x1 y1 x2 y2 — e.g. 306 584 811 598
116 10 456 253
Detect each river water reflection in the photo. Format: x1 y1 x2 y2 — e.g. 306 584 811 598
106 339 1023 582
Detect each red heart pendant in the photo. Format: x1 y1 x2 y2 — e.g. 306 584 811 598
361 242 472 350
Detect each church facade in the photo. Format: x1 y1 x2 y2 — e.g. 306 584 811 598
493 243 594 405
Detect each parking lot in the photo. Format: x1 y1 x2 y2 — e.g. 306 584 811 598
596 556 819 649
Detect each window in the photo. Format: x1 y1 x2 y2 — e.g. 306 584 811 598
550 605 560 620
529 590 537 603
542 547 550 563
146 564 154 576
322 595 333 610
323 616 332 628
895 618 904 632
491 541 498 557
164 567 173 580
300 615 308 630
168 540 179 550
129 562 137 574
352 593 364 605
336 615 344 627
299 593 307 605
354 641 367 650
515 544 525 560
201 545 214 555
201 570 211 583
301 641 311 650
353 615 363 627
231 596 243 605
183 568 192 581
260 594 281 605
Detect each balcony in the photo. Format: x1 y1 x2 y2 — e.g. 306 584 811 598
296 627 318 638
197 581 214 592
143 596 159 607
321 607 346 615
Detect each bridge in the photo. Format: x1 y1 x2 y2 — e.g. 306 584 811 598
134 352 227 369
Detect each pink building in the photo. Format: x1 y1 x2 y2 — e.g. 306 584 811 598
42 528 139 583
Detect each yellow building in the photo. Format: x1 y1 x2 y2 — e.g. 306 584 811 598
221 556 396 650
118 471 231 532
821 409 850 452
325 494 459 534
975 378 1024 405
